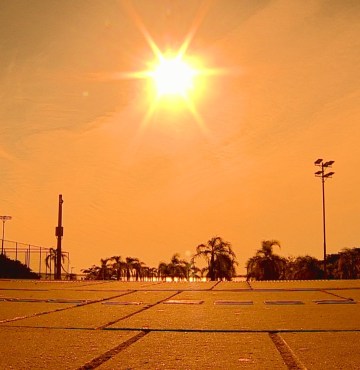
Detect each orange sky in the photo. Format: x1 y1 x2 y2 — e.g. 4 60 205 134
1 0 359 274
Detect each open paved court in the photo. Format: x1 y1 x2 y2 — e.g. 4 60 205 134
0 279 359 369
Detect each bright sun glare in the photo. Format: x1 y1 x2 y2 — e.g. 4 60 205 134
106 4 229 130
151 56 195 97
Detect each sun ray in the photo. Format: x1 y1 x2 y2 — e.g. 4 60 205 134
121 1 162 60
177 0 213 59
182 95 209 135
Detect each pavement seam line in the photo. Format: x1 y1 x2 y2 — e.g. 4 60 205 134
321 289 355 301
103 327 360 333
209 281 221 290
269 332 307 370
95 290 182 330
0 291 135 325
77 330 149 370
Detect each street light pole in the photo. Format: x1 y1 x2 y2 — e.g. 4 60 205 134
55 194 64 280
0 216 12 255
314 159 335 279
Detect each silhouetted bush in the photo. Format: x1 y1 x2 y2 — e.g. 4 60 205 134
0 254 40 279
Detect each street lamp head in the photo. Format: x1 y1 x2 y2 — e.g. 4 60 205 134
315 170 322 176
0 216 12 221
314 158 323 165
324 171 335 178
324 160 335 167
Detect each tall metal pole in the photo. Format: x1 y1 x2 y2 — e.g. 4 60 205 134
1 220 5 255
0 216 12 255
315 159 335 279
321 166 327 278
55 194 64 280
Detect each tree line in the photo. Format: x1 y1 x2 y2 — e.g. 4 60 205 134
81 236 360 281
1 236 358 281
81 236 238 281
246 240 360 280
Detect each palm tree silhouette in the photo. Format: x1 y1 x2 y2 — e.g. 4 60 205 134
158 262 169 281
195 236 237 281
125 257 144 281
45 248 67 279
246 240 286 280
168 254 188 281
110 255 125 280
99 258 112 280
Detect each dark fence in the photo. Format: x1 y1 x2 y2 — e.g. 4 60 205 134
1 239 70 279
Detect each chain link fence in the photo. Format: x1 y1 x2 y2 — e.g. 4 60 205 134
1 239 70 279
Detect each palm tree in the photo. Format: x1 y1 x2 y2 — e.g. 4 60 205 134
141 266 149 281
110 255 125 280
45 248 68 280
246 240 286 281
186 259 201 281
168 253 188 281
99 258 112 280
194 236 237 281
158 262 169 281
125 257 144 281
213 253 237 281
135 260 145 281
149 267 158 281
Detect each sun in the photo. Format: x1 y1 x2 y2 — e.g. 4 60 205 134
98 3 233 132
150 55 196 97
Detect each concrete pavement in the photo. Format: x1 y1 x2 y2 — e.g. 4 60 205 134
0 279 359 369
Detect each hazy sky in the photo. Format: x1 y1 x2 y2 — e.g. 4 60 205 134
1 0 359 274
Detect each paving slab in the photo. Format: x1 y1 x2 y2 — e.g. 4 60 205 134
212 281 251 290
97 332 287 369
0 288 122 301
107 291 180 304
4 291 179 329
330 289 360 301
249 280 360 290
0 326 138 370
110 290 360 331
135 281 217 291
80 281 217 291
1 279 360 369
82 281 163 291
0 301 76 322
0 280 103 290
281 332 360 369
4 300 141 329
